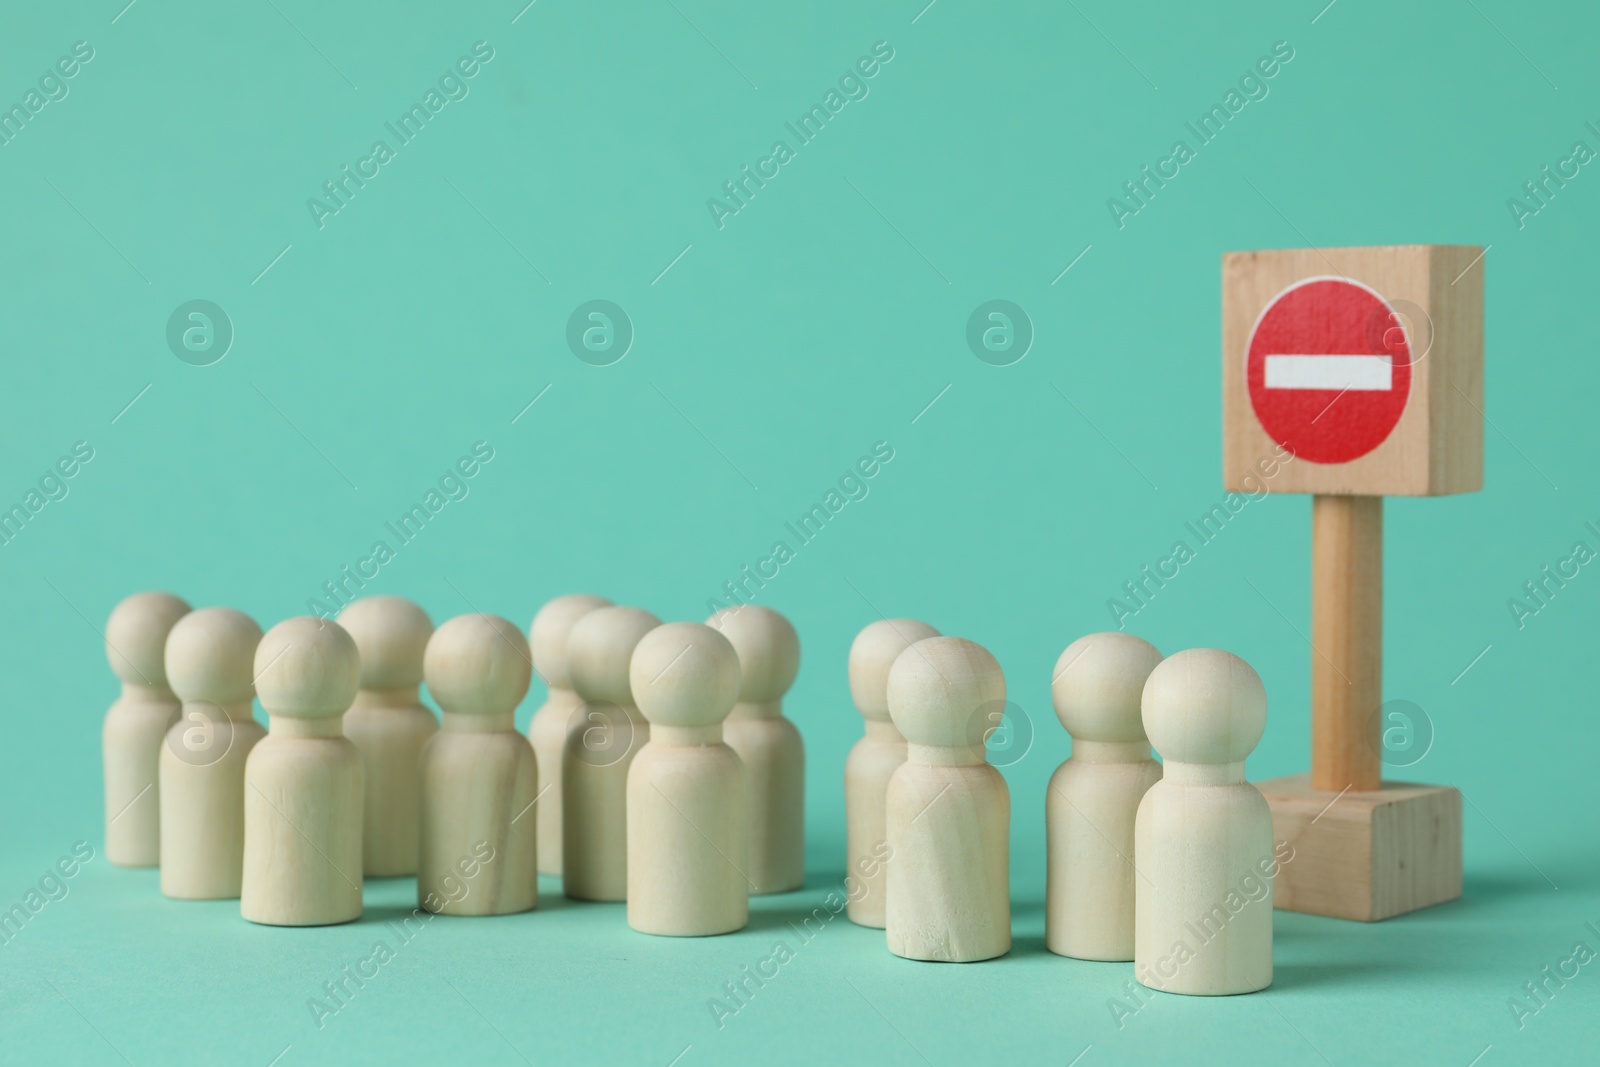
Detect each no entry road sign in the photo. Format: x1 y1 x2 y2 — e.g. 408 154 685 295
1222 245 1485 497
1246 277 1412 465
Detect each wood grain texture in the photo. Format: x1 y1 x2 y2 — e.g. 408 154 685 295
1311 494 1383 792
1222 244 1484 497
1136 777 1274 995
1046 633 1163 961
1049 756 1162 961
844 723 905 928
418 614 537 916
886 760 1010 962
528 685 582 876
564 606 660 902
885 637 1010 963
159 710 263 899
1258 774 1462 921
528 594 612 876
561 717 641 902
102 592 189 867
845 619 936 928
709 606 805 895
418 726 538 915
242 616 364 926
242 729 363 925
344 698 435 877
103 694 179 868
627 742 748 935
1136 649 1272 995
722 710 804 895
338 596 437 878
627 623 749 936
159 607 264 900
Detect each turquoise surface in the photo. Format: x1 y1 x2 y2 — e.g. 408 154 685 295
1 1 1597 1064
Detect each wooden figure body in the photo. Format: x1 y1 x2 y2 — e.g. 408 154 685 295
159 607 265 900
528 593 611 876
337 596 437 877
626 621 749 936
242 616 364 926
706 605 804 895
884 636 1010 963
1135 649 1273 996
1046 632 1163 961
103 591 190 867
844 618 937 927
563 606 660 901
418 614 537 916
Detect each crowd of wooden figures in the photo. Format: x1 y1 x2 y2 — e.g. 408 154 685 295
102 593 1274 997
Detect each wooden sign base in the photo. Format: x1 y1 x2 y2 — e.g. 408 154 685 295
1257 774 1461 921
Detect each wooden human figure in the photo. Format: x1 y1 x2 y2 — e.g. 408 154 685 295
845 618 938 927
564 606 660 901
103 591 190 867
884 636 1010 962
528 593 611 877
242 616 364 926
1135 648 1273 995
418 614 538 915
626 622 749 936
1046 632 1163 961
706 605 804 894
159 607 265 900
337 596 437 877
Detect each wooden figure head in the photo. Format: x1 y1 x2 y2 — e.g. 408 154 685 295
1051 632 1162 744
886 637 1005 752
255 617 360 720
337 596 432 692
529 594 612 690
106 591 190 686
629 621 741 729
1141 649 1266 767
164 607 262 706
567 606 662 707
706 605 800 704
849 619 939 724
424 614 532 717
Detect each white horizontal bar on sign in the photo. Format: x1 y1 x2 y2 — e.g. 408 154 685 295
1264 354 1393 391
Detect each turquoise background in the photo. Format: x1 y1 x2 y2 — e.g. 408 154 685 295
2 0 1597 1063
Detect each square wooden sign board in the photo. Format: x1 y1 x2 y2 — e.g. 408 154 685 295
1222 244 1485 497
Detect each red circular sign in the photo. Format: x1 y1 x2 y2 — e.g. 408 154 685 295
1246 277 1412 464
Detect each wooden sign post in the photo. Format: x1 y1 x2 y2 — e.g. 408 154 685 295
1222 244 1483 921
